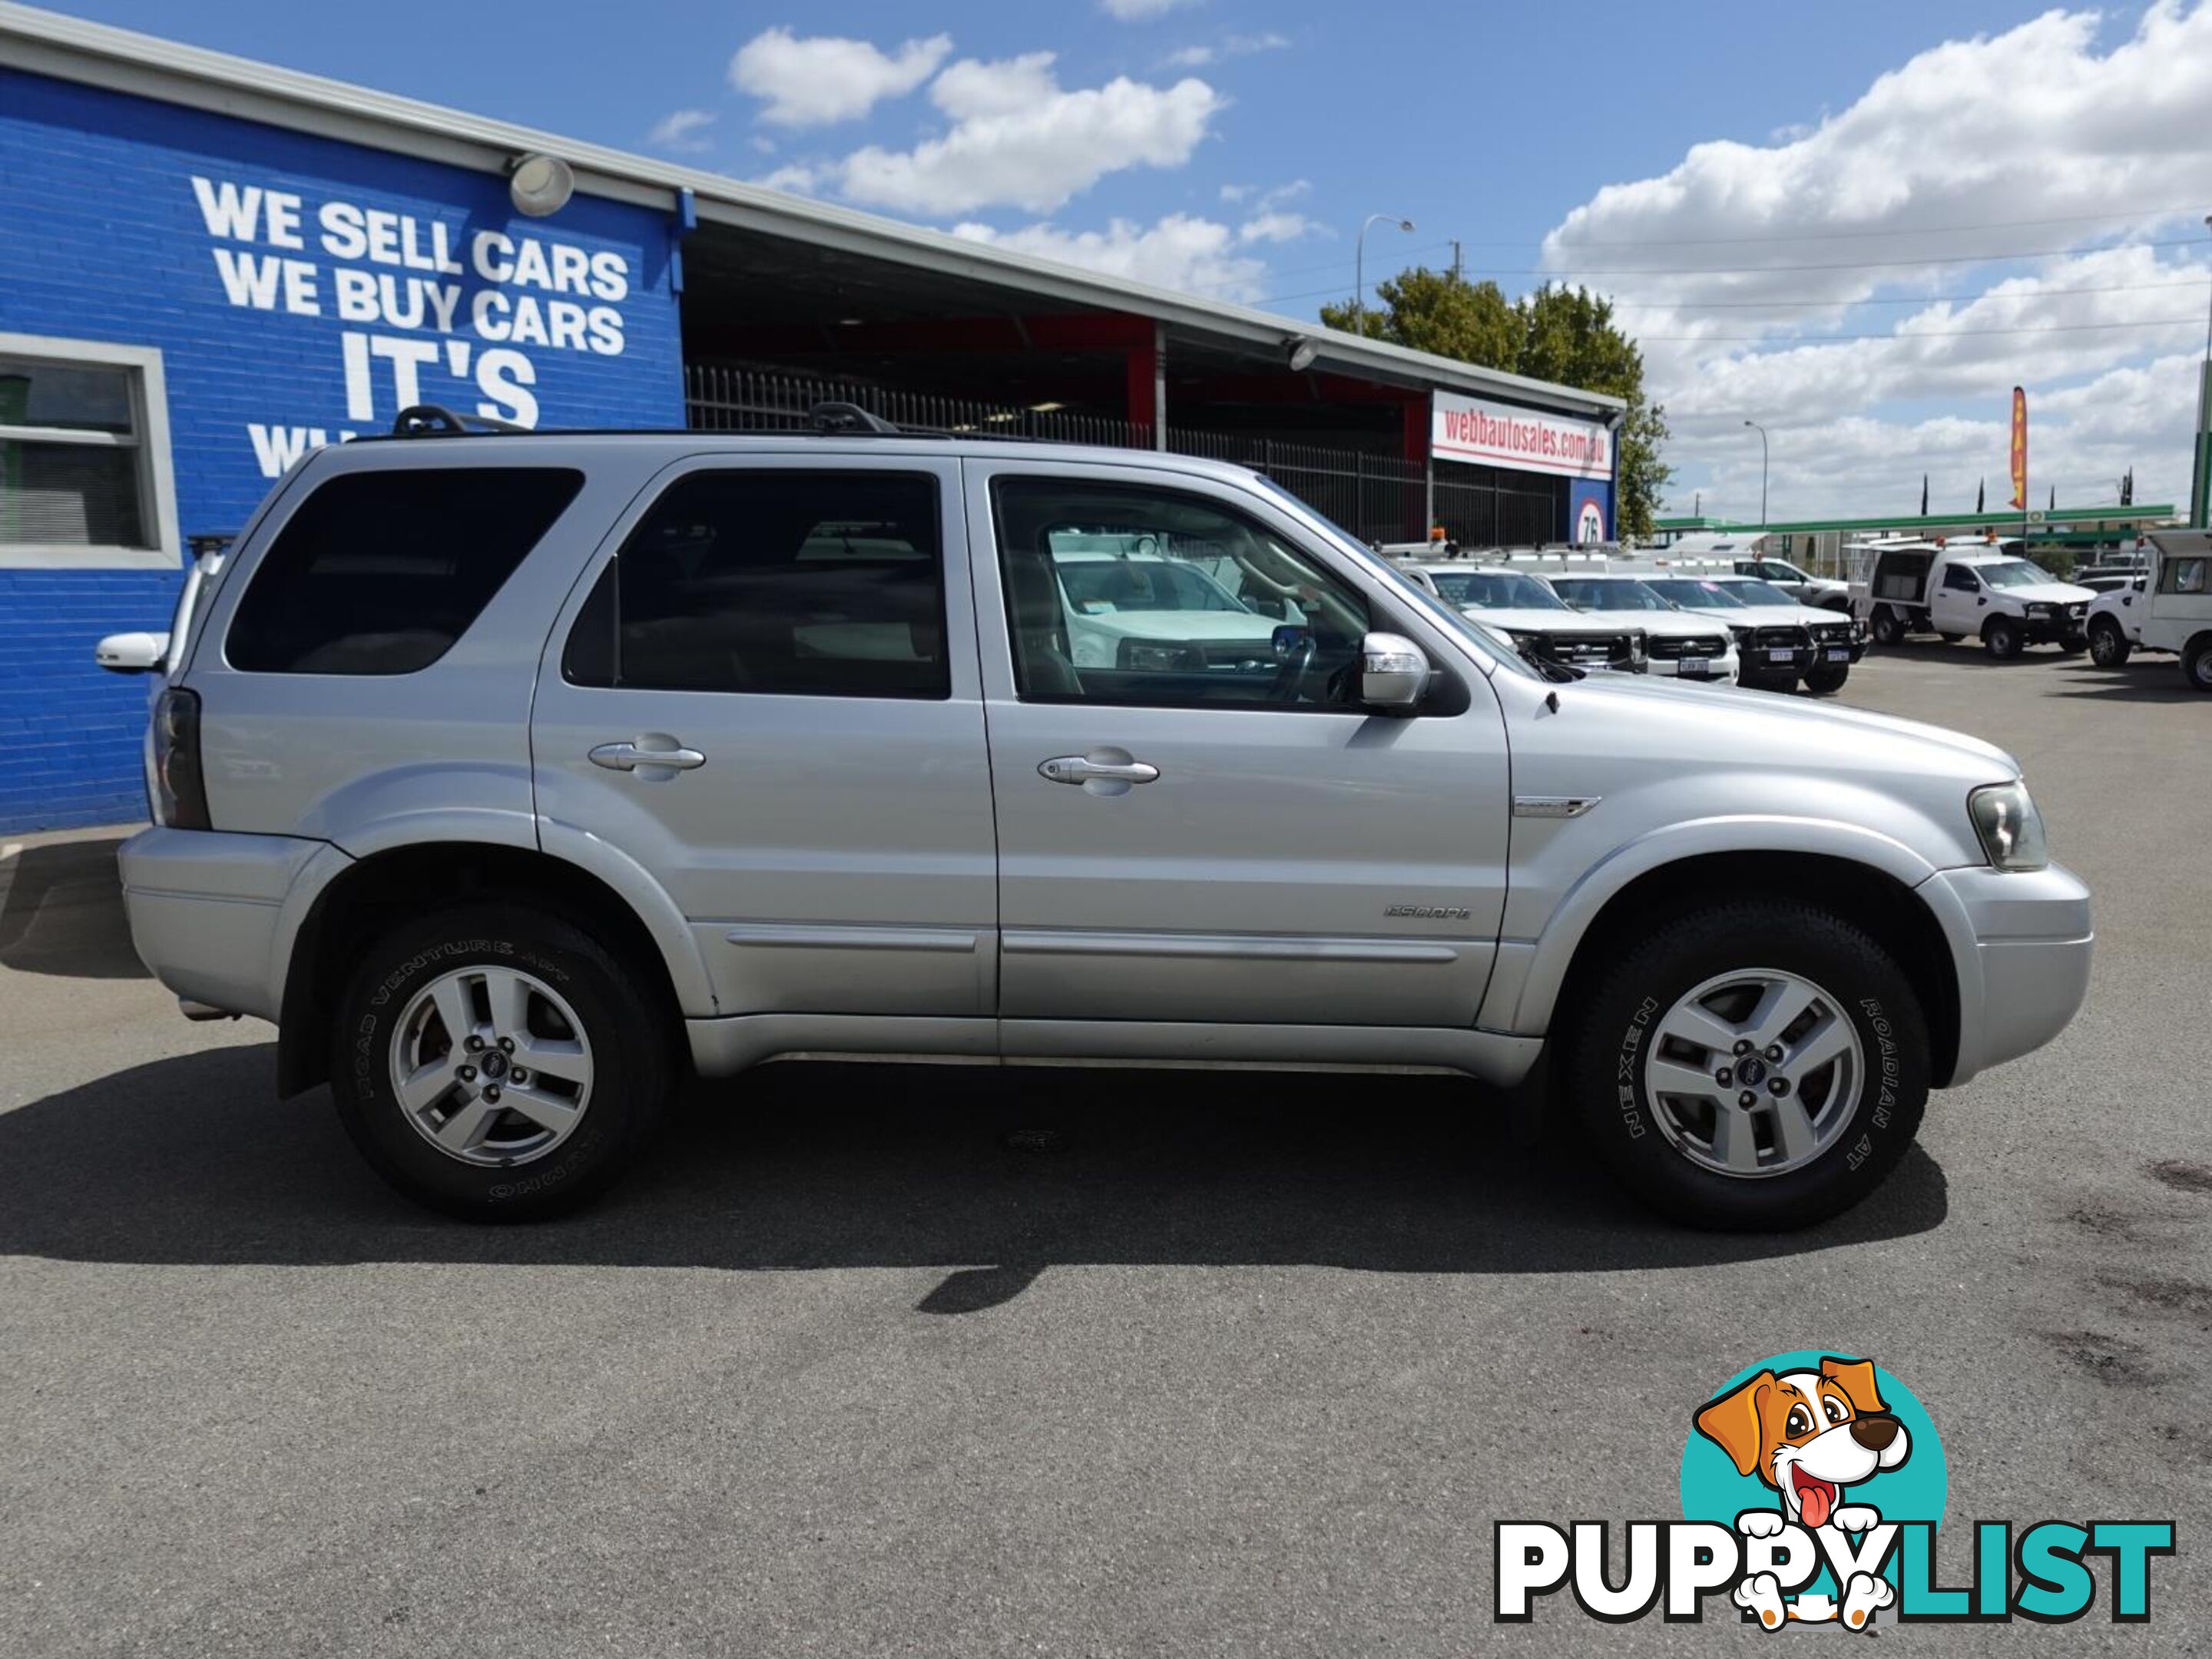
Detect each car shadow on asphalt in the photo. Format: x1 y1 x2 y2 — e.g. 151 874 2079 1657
0 1042 1948 1308
2050 669 2201 703
0 836 148 979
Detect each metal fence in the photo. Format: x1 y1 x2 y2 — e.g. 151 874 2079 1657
684 365 1430 544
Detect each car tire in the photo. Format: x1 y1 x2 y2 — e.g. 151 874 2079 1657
1802 665 1849 694
332 903 672 1220
1563 897 1929 1231
1983 617 2024 659
1869 608 1903 646
1938 632 1965 644
2184 634 2212 693
2058 632 2088 654
2088 618 2132 667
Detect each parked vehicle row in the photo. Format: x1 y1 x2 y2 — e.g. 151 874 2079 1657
1383 545 1859 694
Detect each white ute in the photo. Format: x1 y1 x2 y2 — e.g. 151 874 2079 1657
1853 538 2093 659
2084 530 2212 687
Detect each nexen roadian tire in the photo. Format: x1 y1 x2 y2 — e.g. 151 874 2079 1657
332 904 671 1220
1564 898 1929 1231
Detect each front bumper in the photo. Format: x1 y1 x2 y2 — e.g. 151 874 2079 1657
1648 645 1740 683
2021 610 2089 643
1920 862 2093 1084
118 826 336 1022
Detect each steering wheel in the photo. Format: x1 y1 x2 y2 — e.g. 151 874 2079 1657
1267 630 1317 703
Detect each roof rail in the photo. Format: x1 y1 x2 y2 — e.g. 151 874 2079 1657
391 404 529 437
807 401 906 435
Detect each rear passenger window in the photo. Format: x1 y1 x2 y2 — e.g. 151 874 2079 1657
227 467 582 674
565 470 946 699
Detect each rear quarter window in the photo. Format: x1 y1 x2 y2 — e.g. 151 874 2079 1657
226 466 584 674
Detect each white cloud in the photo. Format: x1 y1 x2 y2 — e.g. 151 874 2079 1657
645 109 715 154
951 214 1273 300
1164 31 1289 68
751 164 824 198
1237 210 1313 245
835 55 1224 216
1543 3 2212 518
1101 0 1200 18
730 27 952 128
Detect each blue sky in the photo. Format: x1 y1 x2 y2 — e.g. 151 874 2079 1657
38 0 2212 519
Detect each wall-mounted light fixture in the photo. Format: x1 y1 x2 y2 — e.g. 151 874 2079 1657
508 153 575 217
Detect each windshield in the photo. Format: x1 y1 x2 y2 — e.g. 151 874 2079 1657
1551 578 1674 613
1976 558 2057 589
1727 579 1795 607
1429 569 1569 611
1646 578 1747 609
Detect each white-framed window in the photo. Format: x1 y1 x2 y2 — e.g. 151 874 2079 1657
0 333 181 570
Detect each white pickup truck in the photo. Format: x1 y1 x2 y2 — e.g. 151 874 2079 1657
2084 530 2212 688
1852 541 2093 659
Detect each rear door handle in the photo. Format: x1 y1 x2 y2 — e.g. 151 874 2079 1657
1038 755 1159 786
591 740 707 773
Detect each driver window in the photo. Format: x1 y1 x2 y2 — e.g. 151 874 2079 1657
990 476 1370 708
1942 565 1981 592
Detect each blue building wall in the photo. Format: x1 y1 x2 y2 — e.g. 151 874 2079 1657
0 68 685 832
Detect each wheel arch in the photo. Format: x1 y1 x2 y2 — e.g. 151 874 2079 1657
275 839 706 1099
1518 844 1964 1090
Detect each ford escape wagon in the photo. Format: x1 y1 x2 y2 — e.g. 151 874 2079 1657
112 408 2094 1230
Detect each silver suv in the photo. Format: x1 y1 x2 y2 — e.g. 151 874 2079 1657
112 411 2094 1229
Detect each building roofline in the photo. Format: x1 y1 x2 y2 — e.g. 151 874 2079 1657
0 2 1625 419
1657 505 2176 535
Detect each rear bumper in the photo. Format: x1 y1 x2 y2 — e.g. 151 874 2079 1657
118 827 334 1022
1921 862 2093 1084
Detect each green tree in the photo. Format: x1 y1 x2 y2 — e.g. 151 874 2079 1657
1320 268 1519 366
1321 272 1674 541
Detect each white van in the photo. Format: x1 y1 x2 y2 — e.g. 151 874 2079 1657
2085 530 2212 687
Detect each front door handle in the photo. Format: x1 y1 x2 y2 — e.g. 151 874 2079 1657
1038 754 1160 786
591 740 707 773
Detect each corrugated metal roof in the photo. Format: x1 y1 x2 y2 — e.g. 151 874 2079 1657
0 2 1624 419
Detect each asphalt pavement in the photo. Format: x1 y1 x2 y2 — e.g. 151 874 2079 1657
2 641 2207 1656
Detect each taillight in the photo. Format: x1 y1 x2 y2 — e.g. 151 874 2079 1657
151 687 211 830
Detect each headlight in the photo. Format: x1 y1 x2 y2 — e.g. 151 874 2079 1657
2025 602 2054 618
1968 781 2048 871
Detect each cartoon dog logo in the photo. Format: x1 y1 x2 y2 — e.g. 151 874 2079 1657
1694 1357 1911 1631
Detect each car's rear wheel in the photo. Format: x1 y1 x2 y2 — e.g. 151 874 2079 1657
1983 617 2024 659
332 903 671 1220
1563 897 1929 1230
1802 665 1849 694
2088 618 2132 667
1869 608 1903 646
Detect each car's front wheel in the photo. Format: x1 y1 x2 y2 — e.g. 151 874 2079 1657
1802 664 1849 694
332 904 672 1220
1564 897 1929 1230
2184 634 2212 692
2088 618 2132 667
1983 617 2024 659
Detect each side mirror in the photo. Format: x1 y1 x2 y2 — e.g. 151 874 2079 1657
95 630 169 674
1357 631 1430 713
